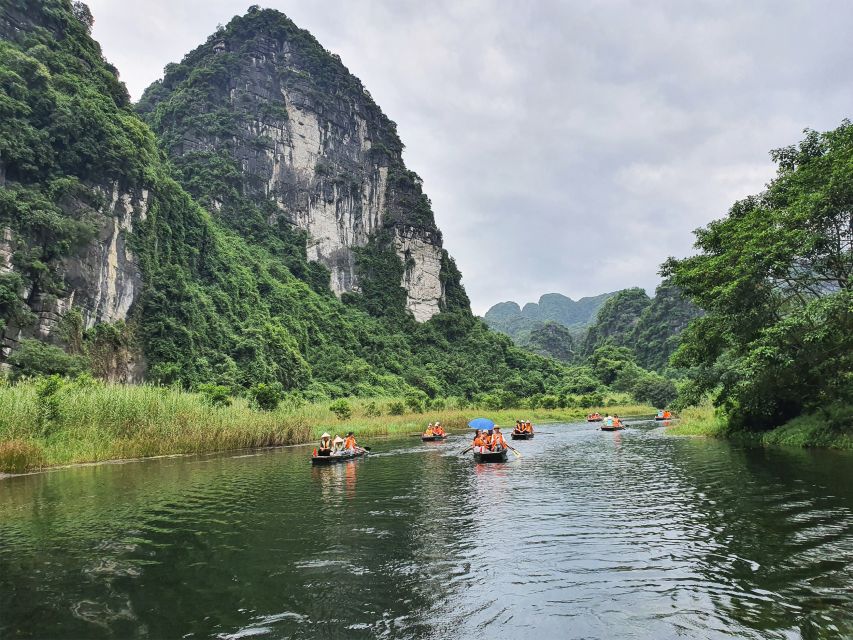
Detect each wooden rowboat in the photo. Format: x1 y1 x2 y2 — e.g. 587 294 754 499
421 434 448 441
510 431 534 440
473 449 508 463
311 449 368 465
587 417 603 422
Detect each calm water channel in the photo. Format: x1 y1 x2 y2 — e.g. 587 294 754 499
1 422 852 639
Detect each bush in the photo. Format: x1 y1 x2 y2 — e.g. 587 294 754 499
388 400 406 415
427 397 446 411
540 395 558 409
248 382 284 411
633 374 678 408
7 339 88 380
197 383 232 408
579 392 604 408
0 440 46 474
404 389 427 413
35 374 64 434
329 399 352 420
364 401 382 417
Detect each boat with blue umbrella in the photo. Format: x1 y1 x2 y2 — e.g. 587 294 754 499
465 418 515 462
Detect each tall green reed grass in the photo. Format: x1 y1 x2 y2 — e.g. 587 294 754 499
0 379 655 472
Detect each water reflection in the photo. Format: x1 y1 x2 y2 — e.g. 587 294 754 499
0 426 851 638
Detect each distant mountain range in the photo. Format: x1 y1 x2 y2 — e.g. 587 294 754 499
484 292 617 341
484 284 701 369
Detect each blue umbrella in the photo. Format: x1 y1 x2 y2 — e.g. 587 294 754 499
468 417 495 430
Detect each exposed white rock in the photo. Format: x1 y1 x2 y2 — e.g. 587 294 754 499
394 228 443 322
0 227 13 274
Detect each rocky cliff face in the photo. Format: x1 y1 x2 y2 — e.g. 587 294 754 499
0 184 145 378
138 8 450 321
0 3 145 379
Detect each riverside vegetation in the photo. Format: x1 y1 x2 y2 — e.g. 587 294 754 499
0 375 652 473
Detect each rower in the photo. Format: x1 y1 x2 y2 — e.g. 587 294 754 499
344 432 357 452
434 423 444 436
613 415 622 427
490 426 508 451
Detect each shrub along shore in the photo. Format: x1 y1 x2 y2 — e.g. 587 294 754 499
667 404 853 451
0 377 654 474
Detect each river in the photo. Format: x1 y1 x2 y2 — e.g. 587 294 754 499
1 422 852 639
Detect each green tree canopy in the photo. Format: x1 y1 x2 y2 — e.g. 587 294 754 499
663 122 853 430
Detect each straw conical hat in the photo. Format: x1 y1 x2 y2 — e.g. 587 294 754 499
321 432 331 438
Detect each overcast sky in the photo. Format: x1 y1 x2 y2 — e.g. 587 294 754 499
87 0 853 314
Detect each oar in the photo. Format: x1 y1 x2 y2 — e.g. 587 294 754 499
507 445 521 458
459 446 473 456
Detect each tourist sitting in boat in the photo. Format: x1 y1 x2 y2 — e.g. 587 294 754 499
657 410 665 419
490 426 508 451
424 423 435 437
332 435 345 452
613 415 622 427
434 423 445 436
344 432 358 453
525 420 533 432
318 432 333 456
603 414 615 427
472 430 483 452
663 410 672 419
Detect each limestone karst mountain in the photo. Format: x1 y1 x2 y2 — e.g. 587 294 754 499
137 7 454 321
0 0 566 396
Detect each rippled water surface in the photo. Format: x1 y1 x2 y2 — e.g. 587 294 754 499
2 422 852 639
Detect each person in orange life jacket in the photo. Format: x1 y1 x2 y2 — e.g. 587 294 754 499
344 432 357 452
490 426 508 451
472 430 487 453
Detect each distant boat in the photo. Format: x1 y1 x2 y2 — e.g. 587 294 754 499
511 431 534 440
421 434 448 441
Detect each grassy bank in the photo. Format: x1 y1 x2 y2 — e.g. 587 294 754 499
666 403 853 450
0 379 654 473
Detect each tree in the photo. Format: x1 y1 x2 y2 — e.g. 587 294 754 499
6 339 87 380
632 374 677 408
587 344 636 386
663 122 853 430
329 399 352 420
248 382 283 411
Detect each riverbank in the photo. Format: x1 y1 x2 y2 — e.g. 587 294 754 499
667 403 853 450
0 380 654 473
